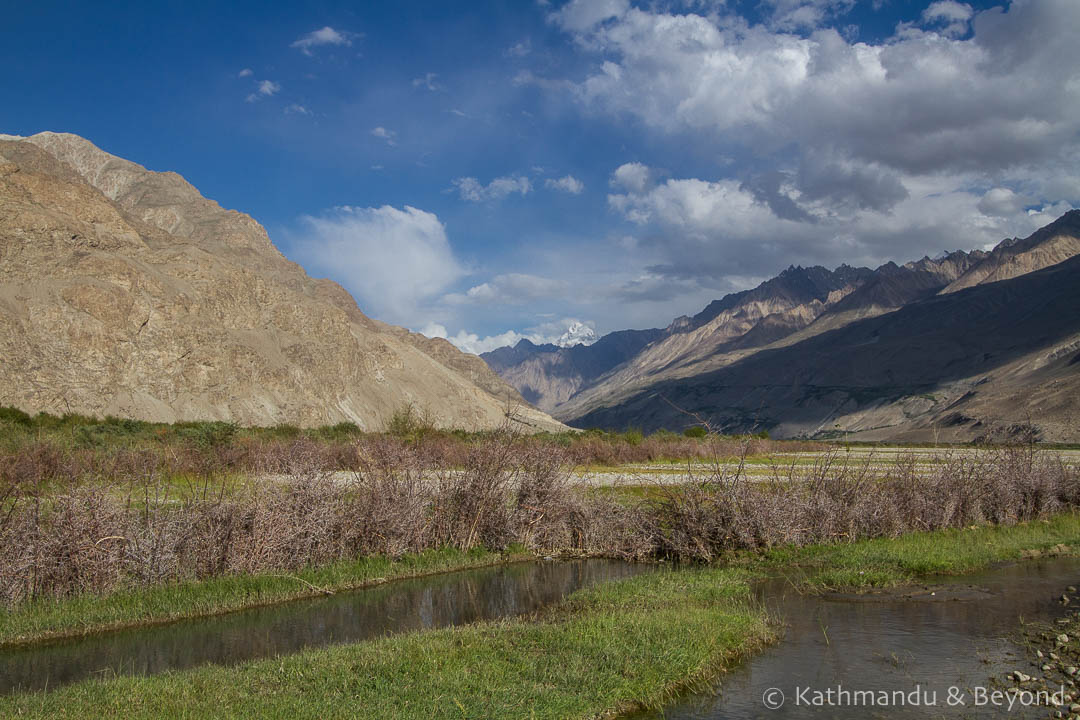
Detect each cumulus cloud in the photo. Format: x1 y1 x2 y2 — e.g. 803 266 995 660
238 68 253 78
371 126 397 146
284 103 312 116
443 273 568 305
533 0 1079 289
452 175 532 202
291 26 355 55
550 0 629 33
762 0 856 31
605 162 1067 282
545 175 585 194
977 187 1032 218
610 162 653 193
552 1 1080 202
291 205 466 327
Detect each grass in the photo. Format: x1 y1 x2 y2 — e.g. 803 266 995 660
756 512 1080 590
4 515 1080 718
0 567 772 719
0 546 514 648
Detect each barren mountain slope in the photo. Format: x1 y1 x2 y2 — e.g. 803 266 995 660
943 210 1080 293
567 254 1080 442
0 132 564 431
552 219 1078 426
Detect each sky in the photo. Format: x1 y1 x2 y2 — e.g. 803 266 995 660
2 0 1078 353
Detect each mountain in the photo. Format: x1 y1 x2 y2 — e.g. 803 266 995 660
555 321 598 347
569 253 1080 442
941 211 1080 293
0 132 565 431
481 210 1080 441
481 329 665 411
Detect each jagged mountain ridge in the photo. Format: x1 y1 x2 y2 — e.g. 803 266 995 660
569 253 1080 442
481 329 666 411
0 131 565 431
482 210 1080 440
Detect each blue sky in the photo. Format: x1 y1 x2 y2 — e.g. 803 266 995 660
3 0 1078 352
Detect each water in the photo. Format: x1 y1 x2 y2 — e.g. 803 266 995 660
0 558 650 694
635 558 1080 719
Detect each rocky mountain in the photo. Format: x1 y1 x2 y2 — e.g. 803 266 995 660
570 253 1080 442
481 328 666 411
483 211 1080 441
0 132 565 431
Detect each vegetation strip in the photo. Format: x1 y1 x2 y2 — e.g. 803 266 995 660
755 513 1080 591
0 567 773 719
0 547 513 648
6 517 1080 718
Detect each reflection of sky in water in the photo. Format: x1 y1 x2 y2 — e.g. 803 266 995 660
1 559 649 694
632 558 1080 720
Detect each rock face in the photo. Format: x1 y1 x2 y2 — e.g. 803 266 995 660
483 211 1080 442
0 132 565 431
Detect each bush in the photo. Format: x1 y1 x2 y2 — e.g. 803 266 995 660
0 406 32 427
683 426 708 438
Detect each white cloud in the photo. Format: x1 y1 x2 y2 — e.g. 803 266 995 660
610 162 652 193
291 205 466 327
443 273 568 306
761 0 856 31
291 26 355 56
546 0 1080 258
550 0 629 33
284 103 312 116
605 162 1070 282
545 175 585 194
923 1 974 23
238 68 253 78
258 80 280 97
452 175 532 202
371 126 397 146
977 187 1031 218
919 0 974 37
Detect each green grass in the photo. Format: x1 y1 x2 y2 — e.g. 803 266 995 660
0 546 513 648
0 567 772 720
5 516 1080 718
755 513 1080 590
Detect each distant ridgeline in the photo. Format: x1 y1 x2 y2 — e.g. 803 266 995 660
482 211 1080 443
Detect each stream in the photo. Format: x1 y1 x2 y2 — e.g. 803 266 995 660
634 557 1080 719
5 555 1078 717
0 558 649 694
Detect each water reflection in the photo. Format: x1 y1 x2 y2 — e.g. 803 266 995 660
0 558 650 694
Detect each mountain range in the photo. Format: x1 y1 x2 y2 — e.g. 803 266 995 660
482 211 1080 442
0 132 565 431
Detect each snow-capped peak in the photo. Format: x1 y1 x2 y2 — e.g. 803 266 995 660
555 321 598 348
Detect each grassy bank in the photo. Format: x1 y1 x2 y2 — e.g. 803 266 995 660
6 515 1080 718
0 546 511 647
0 567 772 719
759 512 1080 590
